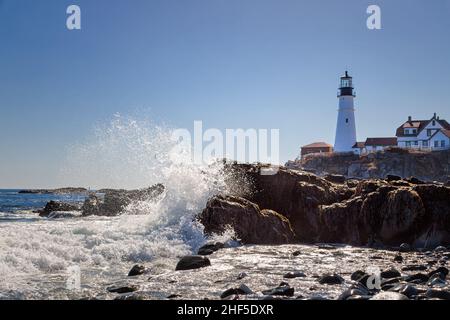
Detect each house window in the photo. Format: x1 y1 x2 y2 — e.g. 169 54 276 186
432 120 436 126
434 140 439 148
422 140 428 147
414 141 418 146
406 141 411 147
346 118 349 124
442 140 446 148
412 129 417 134
427 129 432 137
404 129 409 135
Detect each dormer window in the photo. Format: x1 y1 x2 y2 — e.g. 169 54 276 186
432 120 436 126
404 129 409 134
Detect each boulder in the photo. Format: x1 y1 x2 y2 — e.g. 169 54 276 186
197 242 224 256
198 195 296 245
370 292 409 300
128 265 146 276
82 184 164 216
318 274 344 285
37 201 80 217
175 255 211 271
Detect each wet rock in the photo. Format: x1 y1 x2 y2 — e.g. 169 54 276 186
426 289 450 300
428 267 448 280
404 273 429 284
107 285 139 294
82 184 164 216
237 272 248 280
292 250 302 256
175 255 211 271
318 274 344 285
199 195 296 245
37 201 80 217
370 292 409 300
220 285 253 299
283 272 306 279
197 242 224 256
394 255 403 263
351 270 367 281
390 284 419 299
128 265 146 277
399 243 411 252
381 268 401 279
402 265 427 272
428 274 446 287
262 283 294 297
114 293 146 300
338 284 370 300
167 294 182 299
434 246 447 252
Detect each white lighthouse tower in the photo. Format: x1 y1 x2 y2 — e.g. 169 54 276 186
334 71 357 152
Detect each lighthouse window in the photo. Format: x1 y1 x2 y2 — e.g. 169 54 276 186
346 118 349 123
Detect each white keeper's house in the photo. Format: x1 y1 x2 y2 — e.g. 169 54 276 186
396 113 450 150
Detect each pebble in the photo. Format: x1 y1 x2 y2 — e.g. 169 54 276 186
426 289 450 300
283 271 306 279
262 283 295 297
107 285 139 294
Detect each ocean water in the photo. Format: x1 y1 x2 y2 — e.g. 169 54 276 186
0 116 236 300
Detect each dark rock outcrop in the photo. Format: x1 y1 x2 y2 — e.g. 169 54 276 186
199 163 450 248
82 184 164 216
37 201 80 217
198 195 296 245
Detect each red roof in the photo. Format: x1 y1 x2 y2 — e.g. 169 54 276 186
365 137 397 146
352 142 366 148
302 142 333 148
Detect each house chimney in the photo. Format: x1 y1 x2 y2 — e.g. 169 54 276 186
433 113 437 119
408 116 412 122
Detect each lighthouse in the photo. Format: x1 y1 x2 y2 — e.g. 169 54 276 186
334 71 357 152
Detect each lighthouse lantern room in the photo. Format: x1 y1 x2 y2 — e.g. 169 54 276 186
334 71 357 152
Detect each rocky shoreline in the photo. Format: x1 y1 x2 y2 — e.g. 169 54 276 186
30 163 450 300
100 243 450 301
36 163 449 248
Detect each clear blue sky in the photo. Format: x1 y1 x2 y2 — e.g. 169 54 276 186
1 0 449 188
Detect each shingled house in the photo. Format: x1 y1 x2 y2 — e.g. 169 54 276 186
396 113 450 150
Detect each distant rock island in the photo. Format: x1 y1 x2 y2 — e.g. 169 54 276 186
18 187 88 194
